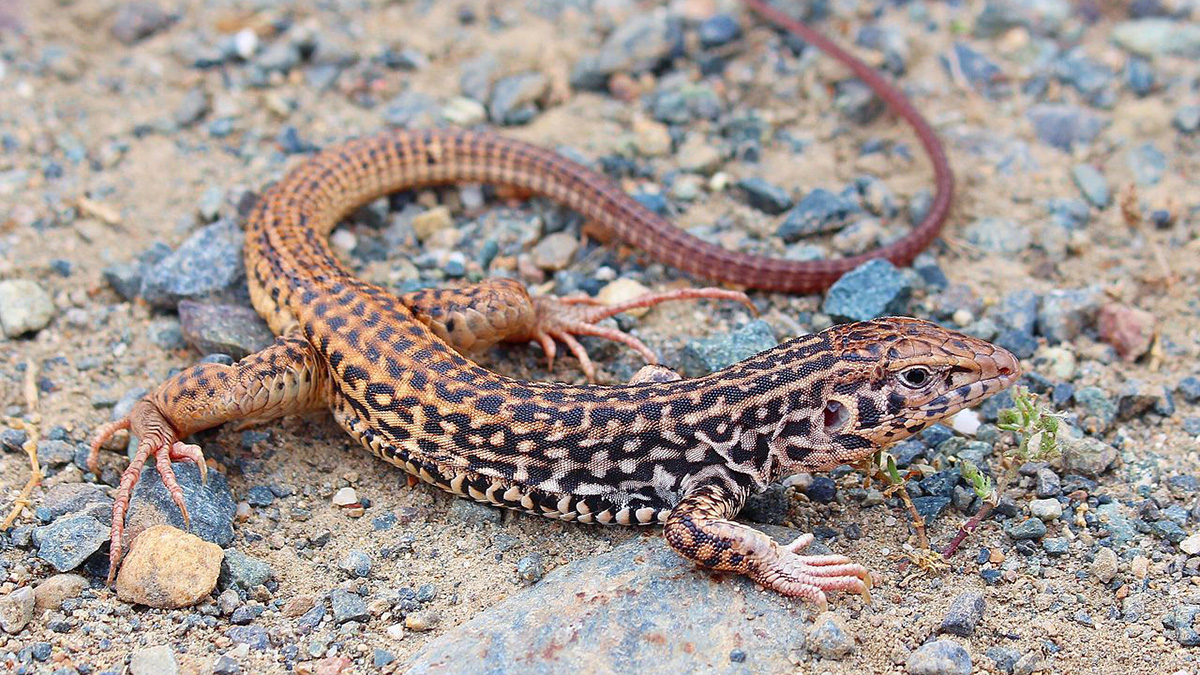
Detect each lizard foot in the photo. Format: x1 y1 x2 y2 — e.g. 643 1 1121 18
91 400 207 585
530 287 755 382
750 533 873 612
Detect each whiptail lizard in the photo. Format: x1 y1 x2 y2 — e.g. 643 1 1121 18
90 5 1020 609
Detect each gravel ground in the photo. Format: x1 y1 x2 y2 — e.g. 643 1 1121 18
2 0 1200 673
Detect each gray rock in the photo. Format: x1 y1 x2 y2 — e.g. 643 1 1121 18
1112 19 1200 58
1127 143 1165 187
33 515 108 571
698 14 742 49
993 290 1038 337
459 53 498 102
1006 518 1046 540
1060 435 1116 478
939 591 985 637
177 301 274 360
1027 104 1106 151
1034 468 1061 497
650 85 722 124
570 11 683 89
212 655 241 674
805 611 855 659
1178 377 1200 404
129 645 178 675
1036 288 1100 344
1042 537 1069 555
912 496 951 523
822 259 911 323
125 461 236 547
449 499 504 526
174 87 209 128
973 0 1069 38
1073 386 1116 433
1170 604 1200 646
405 528 820 673
1095 503 1136 545
111 2 173 45
0 279 56 338
1175 106 1200 134
516 553 545 585
37 439 77 467
220 550 274 591
735 178 793 215
1029 498 1062 521
331 588 370 624
742 483 789 525
777 189 860 241
1070 164 1109 208
906 639 972 675
944 42 1005 98
227 625 269 650
140 220 246 310
680 320 777 377
255 41 300 73
382 90 438 128
340 550 371 578
0 586 34 634
834 79 883 125
488 72 547 126
1091 546 1118 582
963 218 1031 255
39 483 112 522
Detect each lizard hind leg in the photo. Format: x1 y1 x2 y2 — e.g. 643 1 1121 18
90 332 329 584
401 278 754 382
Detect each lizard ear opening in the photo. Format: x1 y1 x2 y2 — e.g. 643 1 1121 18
823 400 849 434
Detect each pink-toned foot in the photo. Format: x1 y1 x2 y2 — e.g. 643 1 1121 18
91 400 206 585
752 533 873 612
530 287 755 382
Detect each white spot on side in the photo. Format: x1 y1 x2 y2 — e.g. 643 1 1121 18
615 508 632 525
449 474 466 495
635 507 655 524
503 486 523 503
556 496 573 514
596 510 613 524
520 494 535 509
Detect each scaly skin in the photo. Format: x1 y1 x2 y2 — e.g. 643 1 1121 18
90 10 1016 606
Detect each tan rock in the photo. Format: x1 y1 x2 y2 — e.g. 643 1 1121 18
34 574 87 611
412 206 453 242
596 278 651 318
115 525 223 608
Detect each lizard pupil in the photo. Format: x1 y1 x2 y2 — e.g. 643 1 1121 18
900 367 930 388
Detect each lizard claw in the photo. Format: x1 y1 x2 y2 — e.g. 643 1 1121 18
531 287 754 383
98 400 201 586
751 532 873 609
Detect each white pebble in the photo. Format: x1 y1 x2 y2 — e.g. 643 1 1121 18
951 409 981 436
234 29 259 60
332 487 359 507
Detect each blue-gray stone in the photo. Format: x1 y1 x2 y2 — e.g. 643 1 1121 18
912 496 952 523
833 79 883 125
570 12 683 89
1185 417 1200 436
488 72 547 126
229 604 264 625
939 591 986 637
245 486 275 507
680 320 777 377
698 14 742 49
1179 377 1200 403
777 189 860 241
1043 537 1069 555
973 0 1069 38
1096 503 1136 544
227 625 270 650
1046 198 1090 231
331 588 370 624
1152 520 1186 544
219 549 274 591
404 528 823 673
177 301 273 360
374 649 397 668
32 515 108 571
1171 605 1200 646
140 219 246 310
1127 143 1166 187
1124 57 1155 96
125 461 236 547
906 639 972 675
649 85 722 124
994 329 1037 360
921 468 962 499
1175 106 1200 134
1037 288 1100 344
516 553 545 585
891 439 927 468
382 90 438 128
806 476 837 503
340 550 372 578
962 218 1031 255
1071 164 1109 208
1007 518 1047 540
986 646 1020 674
993 289 1038 337
1027 104 1106 151
944 42 1005 98
822 259 911 323
735 178 792 215
1074 387 1116 432
1111 19 1200 58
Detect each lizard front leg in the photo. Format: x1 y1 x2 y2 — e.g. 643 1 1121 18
400 277 753 382
90 332 328 582
664 481 872 610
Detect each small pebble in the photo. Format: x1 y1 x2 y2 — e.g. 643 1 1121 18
939 591 986 637
906 639 972 675
1092 547 1119 583
805 611 855 659
129 645 178 675
115 525 223 608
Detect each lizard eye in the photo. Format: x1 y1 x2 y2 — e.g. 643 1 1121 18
898 366 931 389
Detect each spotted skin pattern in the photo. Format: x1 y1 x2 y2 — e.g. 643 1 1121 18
92 129 1020 605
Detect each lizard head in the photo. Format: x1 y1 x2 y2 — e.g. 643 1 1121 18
768 317 1020 474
